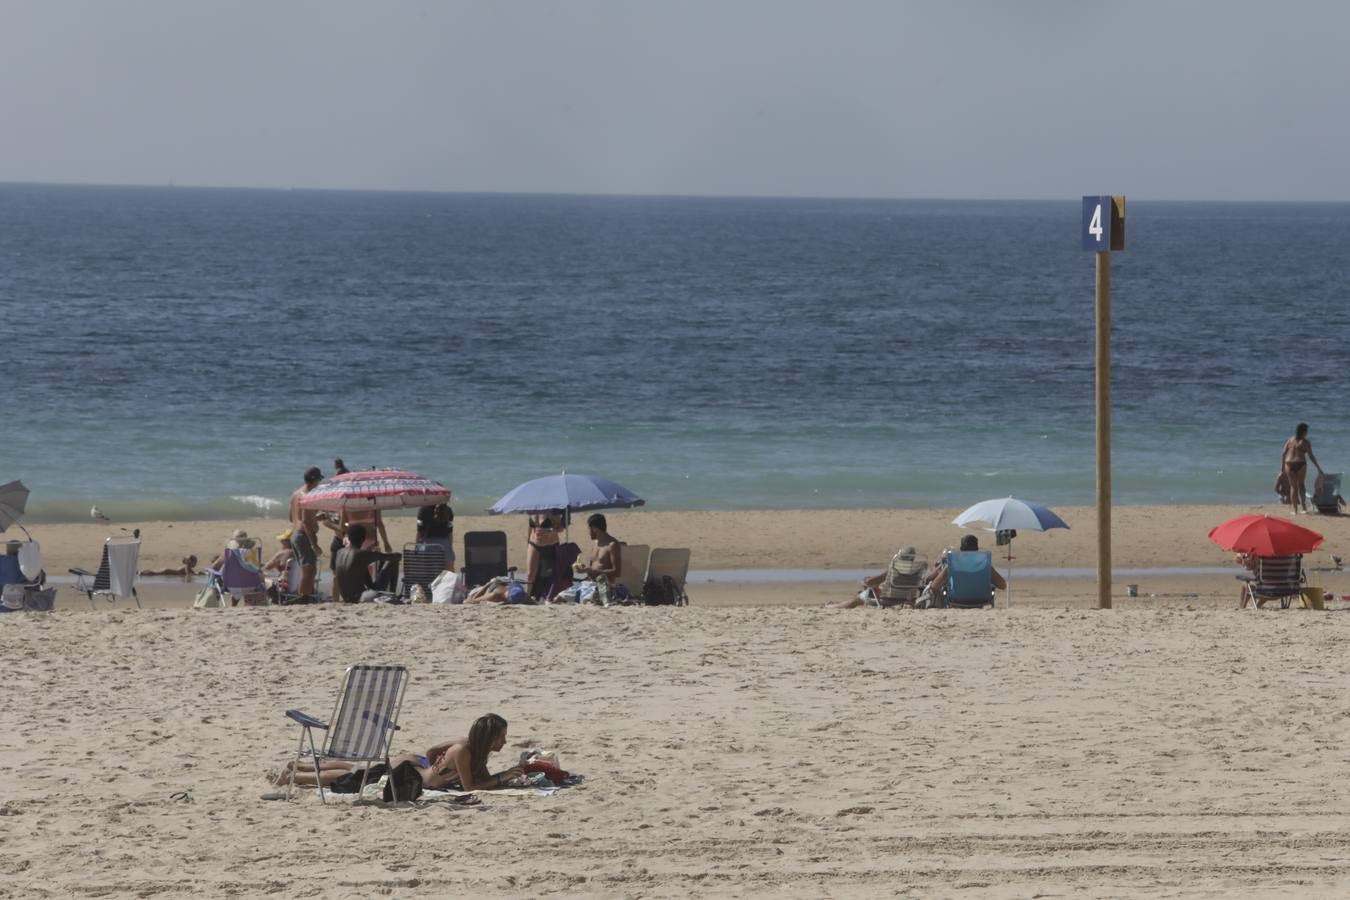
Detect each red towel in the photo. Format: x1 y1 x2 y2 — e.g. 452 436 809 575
523 760 569 782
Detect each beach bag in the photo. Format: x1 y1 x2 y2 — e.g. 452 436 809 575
430 569 467 605
383 759 424 802
193 584 222 609
23 587 56 612
642 575 680 606
1 584 25 611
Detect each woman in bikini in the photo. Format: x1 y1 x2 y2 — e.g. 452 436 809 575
525 510 564 600
1282 423 1322 515
270 713 525 791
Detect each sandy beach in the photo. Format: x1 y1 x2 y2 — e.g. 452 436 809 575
4 604 1350 897
23 502 1350 612
3 504 1350 897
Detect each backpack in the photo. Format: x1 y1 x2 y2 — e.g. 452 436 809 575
642 575 685 606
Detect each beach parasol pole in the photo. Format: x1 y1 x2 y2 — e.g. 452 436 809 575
1005 534 1014 608
1083 195 1125 610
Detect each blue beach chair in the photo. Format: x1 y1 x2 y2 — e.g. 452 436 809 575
284 664 409 803
942 551 996 609
1313 473 1344 515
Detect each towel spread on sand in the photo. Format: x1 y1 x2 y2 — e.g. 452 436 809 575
325 768 584 802
344 776 574 802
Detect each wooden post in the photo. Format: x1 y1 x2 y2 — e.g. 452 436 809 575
1095 251 1112 609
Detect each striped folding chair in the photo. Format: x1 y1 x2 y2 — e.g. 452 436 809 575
400 542 447 599
284 665 408 803
68 538 141 609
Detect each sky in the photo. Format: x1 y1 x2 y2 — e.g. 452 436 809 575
2 0 1347 200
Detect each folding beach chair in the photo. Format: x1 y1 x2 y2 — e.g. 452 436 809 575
69 538 141 608
284 664 409 804
940 551 996 609
1238 554 1305 609
642 548 690 605
614 544 651 603
1312 473 1345 515
462 531 510 588
1 539 52 612
864 551 928 608
207 547 268 607
399 542 447 599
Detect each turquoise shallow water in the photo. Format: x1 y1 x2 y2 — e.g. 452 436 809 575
3 185 1348 521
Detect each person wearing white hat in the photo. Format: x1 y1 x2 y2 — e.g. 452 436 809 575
828 546 929 609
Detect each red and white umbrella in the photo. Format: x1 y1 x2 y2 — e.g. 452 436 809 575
299 469 450 512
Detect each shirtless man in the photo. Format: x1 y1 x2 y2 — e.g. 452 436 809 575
1281 423 1322 515
288 466 325 598
577 513 622 585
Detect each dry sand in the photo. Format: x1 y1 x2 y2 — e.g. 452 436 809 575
5 504 1350 897
3 606 1350 897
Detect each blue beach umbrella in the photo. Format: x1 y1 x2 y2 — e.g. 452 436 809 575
952 497 1069 533
488 473 645 516
952 497 1069 608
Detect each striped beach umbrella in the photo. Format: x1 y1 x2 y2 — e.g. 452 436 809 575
299 469 450 512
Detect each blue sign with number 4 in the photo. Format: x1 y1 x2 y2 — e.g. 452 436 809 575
1082 195 1125 252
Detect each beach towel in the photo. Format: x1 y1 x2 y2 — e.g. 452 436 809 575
107 542 138 599
18 541 42 581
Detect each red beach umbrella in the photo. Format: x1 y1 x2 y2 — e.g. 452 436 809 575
1207 514 1324 557
299 468 450 512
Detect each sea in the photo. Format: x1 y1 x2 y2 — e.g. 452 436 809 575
3 183 1348 524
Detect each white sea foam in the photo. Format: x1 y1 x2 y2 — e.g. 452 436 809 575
230 495 282 513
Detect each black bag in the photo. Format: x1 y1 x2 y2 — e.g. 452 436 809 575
329 763 389 794
383 759 424 802
642 575 683 606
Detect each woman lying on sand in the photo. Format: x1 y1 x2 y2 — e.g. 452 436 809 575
139 555 200 578
270 713 526 791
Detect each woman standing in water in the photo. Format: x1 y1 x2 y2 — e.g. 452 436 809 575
1282 422 1322 515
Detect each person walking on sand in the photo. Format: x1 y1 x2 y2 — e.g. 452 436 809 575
1282 423 1322 515
288 466 325 599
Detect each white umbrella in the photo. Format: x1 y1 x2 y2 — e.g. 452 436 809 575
952 497 1069 607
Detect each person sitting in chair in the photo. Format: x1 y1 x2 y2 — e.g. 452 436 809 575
828 546 927 609
332 523 402 603
922 534 1007 603
577 513 622 584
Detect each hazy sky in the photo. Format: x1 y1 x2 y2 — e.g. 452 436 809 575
2 1 1347 199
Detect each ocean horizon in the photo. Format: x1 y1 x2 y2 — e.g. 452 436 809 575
4 183 1347 523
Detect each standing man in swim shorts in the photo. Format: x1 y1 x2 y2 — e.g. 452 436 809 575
1282 423 1322 515
288 466 325 599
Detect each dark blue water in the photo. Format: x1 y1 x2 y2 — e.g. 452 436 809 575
3 184 1347 521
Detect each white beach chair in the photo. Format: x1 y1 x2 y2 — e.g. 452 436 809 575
643 548 690 605
69 537 141 608
284 664 409 804
614 544 650 602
